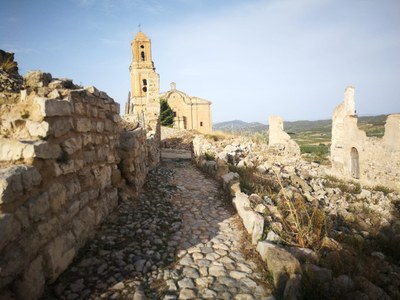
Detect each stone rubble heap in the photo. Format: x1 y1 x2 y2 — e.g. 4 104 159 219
0 68 160 299
192 133 400 299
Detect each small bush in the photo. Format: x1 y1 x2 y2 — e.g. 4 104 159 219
57 150 70 164
278 191 329 249
373 185 394 196
229 164 278 196
204 152 215 161
324 175 361 194
38 135 48 141
20 111 30 119
1 57 17 73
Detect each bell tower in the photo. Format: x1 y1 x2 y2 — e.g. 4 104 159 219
126 31 160 121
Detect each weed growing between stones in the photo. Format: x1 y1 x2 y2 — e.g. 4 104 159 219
274 174 329 250
228 164 278 196
372 184 394 196
0 56 17 72
228 163 329 250
56 150 70 164
204 151 215 161
324 175 362 194
20 110 30 119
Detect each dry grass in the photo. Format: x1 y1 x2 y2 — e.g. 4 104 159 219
275 175 329 250
1 57 17 72
324 175 362 194
228 165 279 196
204 131 232 141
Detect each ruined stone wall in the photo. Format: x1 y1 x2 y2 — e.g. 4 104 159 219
119 127 160 193
331 87 400 191
268 115 300 157
0 72 160 299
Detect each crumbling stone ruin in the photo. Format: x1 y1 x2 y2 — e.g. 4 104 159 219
330 86 400 191
191 131 400 299
0 60 160 299
268 115 300 157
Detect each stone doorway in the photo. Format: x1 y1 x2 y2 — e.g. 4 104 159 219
351 147 360 179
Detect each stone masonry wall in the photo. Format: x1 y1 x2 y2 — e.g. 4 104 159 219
119 127 160 193
0 72 160 299
330 87 400 191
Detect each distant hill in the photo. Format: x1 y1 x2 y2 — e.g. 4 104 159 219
213 114 391 135
213 120 267 133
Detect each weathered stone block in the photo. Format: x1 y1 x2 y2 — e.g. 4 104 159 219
37 217 60 241
96 121 104 133
21 166 41 188
49 118 73 138
15 207 30 231
26 120 50 138
237 206 264 244
34 97 73 117
26 192 49 222
230 182 241 197
65 178 81 200
15 255 45 300
33 141 61 159
75 118 92 132
43 232 76 281
0 139 34 161
222 172 239 186
48 182 66 213
0 213 22 251
256 241 301 295
94 165 111 190
66 201 80 220
62 136 82 155
0 166 23 204
0 244 27 288
74 102 86 115
232 192 251 211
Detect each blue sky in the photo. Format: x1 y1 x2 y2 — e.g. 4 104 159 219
1 0 399 123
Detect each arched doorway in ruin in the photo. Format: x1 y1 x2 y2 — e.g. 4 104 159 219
351 147 360 179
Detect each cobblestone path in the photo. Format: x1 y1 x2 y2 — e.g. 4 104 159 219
42 153 271 300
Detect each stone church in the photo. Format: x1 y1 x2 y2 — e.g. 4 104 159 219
159 82 212 134
124 31 212 134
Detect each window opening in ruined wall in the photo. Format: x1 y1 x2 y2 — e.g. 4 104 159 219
142 79 147 92
351 147 360 179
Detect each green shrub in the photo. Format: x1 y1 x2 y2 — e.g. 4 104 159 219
324 175 361 194
204 152 215 161
160 99 174 127
373 185 394 195
57 150 70 164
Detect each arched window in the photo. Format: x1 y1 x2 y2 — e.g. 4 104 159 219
142 79 147 93
140 51 145 61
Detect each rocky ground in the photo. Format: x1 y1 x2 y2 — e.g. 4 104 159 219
42 150 272 300
192 132 400 299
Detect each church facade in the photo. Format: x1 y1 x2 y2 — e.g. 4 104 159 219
125 31 212 134
159 83 212 134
